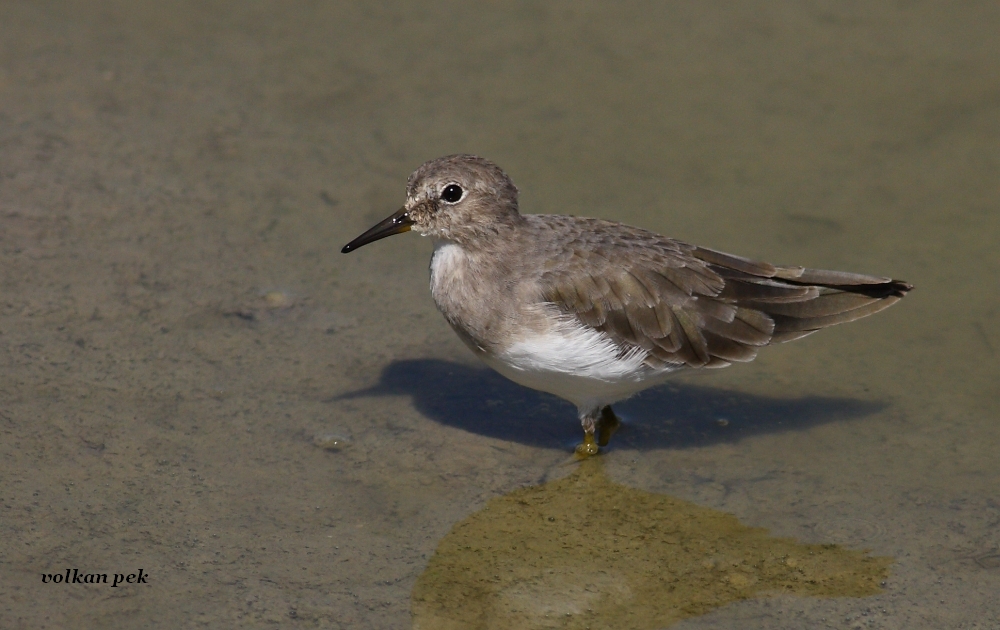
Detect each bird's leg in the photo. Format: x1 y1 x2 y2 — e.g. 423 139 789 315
575 408 601 457
596 405 621 447
575 405 623 457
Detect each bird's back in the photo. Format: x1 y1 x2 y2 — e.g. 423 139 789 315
519 214 911 370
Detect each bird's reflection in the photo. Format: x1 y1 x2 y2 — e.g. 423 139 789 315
411 457 890 629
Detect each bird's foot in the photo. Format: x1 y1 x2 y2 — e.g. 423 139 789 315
575 431 600 458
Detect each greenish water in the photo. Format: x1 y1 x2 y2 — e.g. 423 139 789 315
412 459 891 629
1 2 997 628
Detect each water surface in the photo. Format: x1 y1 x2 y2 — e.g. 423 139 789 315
1 2 997 628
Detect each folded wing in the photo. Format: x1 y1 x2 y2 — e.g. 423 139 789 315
538 226 911 370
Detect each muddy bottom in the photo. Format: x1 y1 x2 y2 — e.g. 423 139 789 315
1 1 998 629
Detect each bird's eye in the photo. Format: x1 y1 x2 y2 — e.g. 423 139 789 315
440 184 464 203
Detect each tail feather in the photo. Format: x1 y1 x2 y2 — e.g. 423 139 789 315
707 259 912 343
769 293 905 333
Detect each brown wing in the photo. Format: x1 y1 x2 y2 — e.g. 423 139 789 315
537 221 912 370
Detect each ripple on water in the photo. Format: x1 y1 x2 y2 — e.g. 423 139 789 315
312 433 351 452
812 515 889 546
973 552 1000 570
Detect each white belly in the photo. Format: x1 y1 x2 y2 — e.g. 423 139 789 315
480 314 680 411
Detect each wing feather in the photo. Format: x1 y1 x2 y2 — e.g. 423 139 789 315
532 215 911 370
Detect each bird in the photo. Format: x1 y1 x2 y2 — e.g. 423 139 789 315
341 154 912 456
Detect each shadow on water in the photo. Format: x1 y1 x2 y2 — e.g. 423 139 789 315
336 359 884 450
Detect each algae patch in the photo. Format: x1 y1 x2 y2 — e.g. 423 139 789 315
412 459 890 629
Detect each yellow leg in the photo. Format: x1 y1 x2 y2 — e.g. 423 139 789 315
575 431 599 457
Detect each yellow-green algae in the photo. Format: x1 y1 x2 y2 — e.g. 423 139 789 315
412 459 890 630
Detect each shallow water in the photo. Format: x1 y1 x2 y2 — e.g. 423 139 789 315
1 1 998 628
412 459 891 629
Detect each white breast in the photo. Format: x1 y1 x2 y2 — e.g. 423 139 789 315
429 241 478 334
429 241 467 308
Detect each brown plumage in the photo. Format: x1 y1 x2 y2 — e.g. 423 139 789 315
342 154 912 455
533 215 911 370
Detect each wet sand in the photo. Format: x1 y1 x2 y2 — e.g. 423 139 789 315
1 2 998 628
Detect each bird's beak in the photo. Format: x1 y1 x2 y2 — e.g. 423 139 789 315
341 207 413 253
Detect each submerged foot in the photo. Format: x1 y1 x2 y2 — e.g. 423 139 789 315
575 431 599 458
576 405 622 457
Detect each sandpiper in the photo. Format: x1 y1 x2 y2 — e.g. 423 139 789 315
342 155 911 456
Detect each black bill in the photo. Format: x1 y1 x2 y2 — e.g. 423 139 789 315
341 207 413 253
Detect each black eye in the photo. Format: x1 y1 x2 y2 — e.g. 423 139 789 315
440 184 464 203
